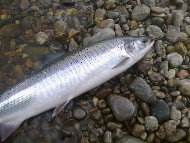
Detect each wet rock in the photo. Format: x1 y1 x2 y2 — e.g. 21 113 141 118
107 11 119 19
0 24 21 37
166 26 180 43
72 106 86 120
174 42 187 56
103 131 113 143
6 79 17 86
67 16 80 29
129 77 157 104
156 120 177 139
61 129 73 137
5 51 16 57
100 19 115 29
131 124 145 137
107 122 123 131
137 60 153 73
112 128 124 140
150 6 169 14
151 17 165 28
172 10 184 27
91 108 102 121
147 25 163 39
179 79 190 96
131 4 150 22
145 116 158 131
35 32 48 45
54 20 67 35
97 99 106 109
115 135 145 143
22 16 33 29
96 87 112 99
170 106 181 121
69 38 78 52
160 61 168 77
115 24 123 36
151 99 170 124
115 6 130 21
20 0 30 10
68 29 80 40
166 53 183 68
14 135 33 143
129 21 138 30
140 102 150 116
25 59 34 68
28 129 40 140
166 129 186 142
37 0 51 8
107 94 137 122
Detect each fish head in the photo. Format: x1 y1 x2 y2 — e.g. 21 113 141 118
122 36 155 57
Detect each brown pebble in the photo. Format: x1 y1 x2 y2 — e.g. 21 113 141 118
96 87 112 99
146 133 155 143
131 124 145 137
26 59 34 68
115 24 123 36
69 29 80 40
5 51 16 57
0 9 7 14
6 79 17 86
140 102 150 116
187 133 190 142
129 93 135 102
177 69 189 79
130 117 137 126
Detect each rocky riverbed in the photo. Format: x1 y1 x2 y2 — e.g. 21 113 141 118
1 0 190 143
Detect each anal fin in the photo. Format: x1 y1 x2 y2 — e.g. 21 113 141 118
52 100 70 117
0 120 23 142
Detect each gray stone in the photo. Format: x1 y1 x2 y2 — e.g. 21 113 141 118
170 106 181 121
166 53 183 68
107 94 137 122
128 30 138 36
67 16 80 29
160 61 168 77
147 25 163 39
168 69 175 79
176 3 188 12
172 10 184 27
185 25 190 36
100 19 115 29
179 79 190 96
145 116 158 131
184 17 190 24
166 46 175 54
180 117 190 127
122 24 129 31
95 9 106 23
170 91 180 96
14 134 33 143
131 4 150 22
116 6 130 21
107 11 120 19
151 17 165 28
129 77 157 104
177 32 188 42
115 135 145 143
151 99 170 124
150 6 169 14
142 0 156 7
153 90 165 99
166 129 186 142
37 0 51 8
155 40 163 55
103 131 113 143
166 26 180 43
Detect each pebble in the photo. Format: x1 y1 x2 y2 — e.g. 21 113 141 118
61 129 73 137
140 102 150 116
179 79 190 96
6 79 17 86
115 135 145 143
107 122 123 131
99 19 114 29
151 17 165 28
53 20 67 35
91 108 102 121
115 24 123 36
5 51 16 57
170 91 180 96
185 25 190 36
150 6 169 14
146 133 155 143
94 9 106 24
107 11 119 19
166 25 180 43
25 59 34 68
103 131 113 143
145 116 158 131
35 32 48 45
148 70 165 84
14 135 33 143
166 53 183 68
112 128 124 140
180 117 190 127
107 94 137 122
170 106 181 121
147 25 163 39
96 87 112 99
151 99 170 124
129 77 157 104
156 120 177 139
172 10 184 27
131 4 150 22
142 0 156 6
177 69 189 79
14 65 25 80
177 32 188 42
131 124 145 137
174 42 187 56
160 61 168 77
72 106 86 120
28 129 40 140
166 129 186 142
166 46 175 54
153 90 165 99
0 23 21 37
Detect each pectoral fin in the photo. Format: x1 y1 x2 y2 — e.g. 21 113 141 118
52 100 70 117
0 120 23 142
112 57 129 69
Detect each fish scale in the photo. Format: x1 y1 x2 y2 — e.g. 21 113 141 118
0 36 155 141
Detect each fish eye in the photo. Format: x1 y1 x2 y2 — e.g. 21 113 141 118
141 38 148 43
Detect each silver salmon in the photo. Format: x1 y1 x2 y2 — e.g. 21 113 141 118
0 36 155 141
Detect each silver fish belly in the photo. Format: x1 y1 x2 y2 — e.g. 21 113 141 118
0 36 155 141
